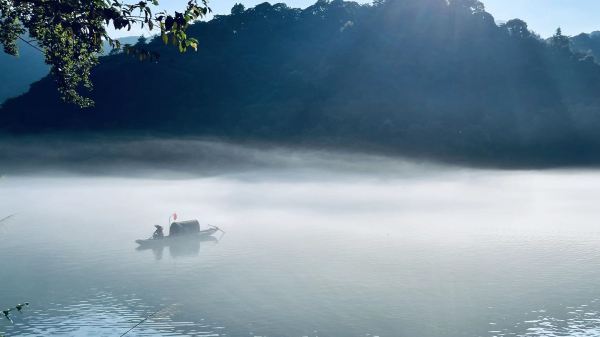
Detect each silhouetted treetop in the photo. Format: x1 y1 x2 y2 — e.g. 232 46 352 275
550 27 571 50
504 19 530 38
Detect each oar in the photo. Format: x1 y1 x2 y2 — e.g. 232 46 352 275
0 214 15 224
208 224 225 233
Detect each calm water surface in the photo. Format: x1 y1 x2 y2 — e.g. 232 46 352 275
2 163 600 337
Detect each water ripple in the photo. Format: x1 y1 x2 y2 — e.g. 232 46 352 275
487 300 600 337
1 292 225 337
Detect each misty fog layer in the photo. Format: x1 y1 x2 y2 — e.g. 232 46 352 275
3 165 600 337
0 136 452 177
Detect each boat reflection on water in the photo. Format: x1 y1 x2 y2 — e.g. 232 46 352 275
136 234 222 260
135 219 226 259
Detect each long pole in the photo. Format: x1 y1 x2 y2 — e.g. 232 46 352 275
0 214 16 233
118 307 164 337
0 214 15 224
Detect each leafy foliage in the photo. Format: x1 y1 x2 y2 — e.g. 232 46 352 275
4 0 600 166
0 35 141 104
2 302 29 324
0 0 209 106
1 302 29 337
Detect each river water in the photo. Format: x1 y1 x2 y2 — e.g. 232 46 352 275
2 150 600 337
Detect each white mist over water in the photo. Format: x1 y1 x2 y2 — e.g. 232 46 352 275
2 144 600 337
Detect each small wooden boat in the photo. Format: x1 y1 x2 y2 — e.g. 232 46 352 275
135 220 222 247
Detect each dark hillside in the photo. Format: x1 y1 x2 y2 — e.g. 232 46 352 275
3 0 600 166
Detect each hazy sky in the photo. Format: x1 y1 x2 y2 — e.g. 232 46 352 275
484 0 600 37
113 0 600 38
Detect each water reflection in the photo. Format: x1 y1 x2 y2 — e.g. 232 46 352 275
135 235 221 260
0 292 225 337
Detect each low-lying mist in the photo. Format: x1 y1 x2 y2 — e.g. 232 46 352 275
0 135 455 178
4 135 600 337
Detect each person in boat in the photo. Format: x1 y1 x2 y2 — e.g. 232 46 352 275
153 225 164 239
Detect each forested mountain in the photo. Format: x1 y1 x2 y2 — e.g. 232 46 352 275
0 36 139 104
570 31 600 62
3 0 600 166
0 39 49 104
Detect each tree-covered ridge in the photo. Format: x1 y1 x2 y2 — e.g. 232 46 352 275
570 31 600 63
2 0 600 166
0 37 48 103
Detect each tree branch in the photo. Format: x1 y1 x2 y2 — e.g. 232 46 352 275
17 36 43 53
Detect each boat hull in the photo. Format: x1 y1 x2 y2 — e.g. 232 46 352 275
136 228 219 246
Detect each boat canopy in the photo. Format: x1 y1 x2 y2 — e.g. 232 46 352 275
169 220 200 236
